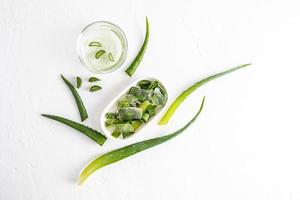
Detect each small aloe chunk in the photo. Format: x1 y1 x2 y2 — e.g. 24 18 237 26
118 102 130 108
138 80 152 89
139 100 151 112
132 120 142 130
105 113 117 119
142 112 150 123
112 130 122 138
129 87 152 101
152 92 166 106
147 105 156 116
118 94 138 107
118 107 143 120
113 123 134 138
105 119 121 127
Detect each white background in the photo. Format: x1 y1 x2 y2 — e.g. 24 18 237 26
1 0 300 199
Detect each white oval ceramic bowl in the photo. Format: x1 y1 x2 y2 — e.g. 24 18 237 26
100 77 168 140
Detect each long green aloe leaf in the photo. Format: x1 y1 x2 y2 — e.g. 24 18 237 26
125 17 149 77
79 96 205 184
61 75 88 122
41 114 106 146
159 63 251 125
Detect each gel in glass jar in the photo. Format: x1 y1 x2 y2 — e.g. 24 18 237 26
77 21 128 73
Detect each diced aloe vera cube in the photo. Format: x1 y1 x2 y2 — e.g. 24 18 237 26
122 132 134 138
138 80 152 89
118 94 138 107
139 100 151 112
129 87 152 101
105 119 121 127
112 123 134 138
117 123 134 132
118 107 143 120
118 102 130 108
152 92 166 106
132 120 142 130
147 105 156 116
112 130 121 138
142 112 150 123
147 80 159 90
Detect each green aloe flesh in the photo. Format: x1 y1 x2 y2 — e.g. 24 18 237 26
125 17 149 77
132 120 142 130
108 52 115 62
105 79 168 139
79 97 205 184
138 80 151 89
159 63 251 125
88 41 102 47
129 87 152 101
88 77 101 82
95 50 106 59
90 85 102 92
118 107 143 120
61 75 88 122
105 113 117 119
142 112 150 122
41 114 106 146
76 77 82 89
139 100 151 112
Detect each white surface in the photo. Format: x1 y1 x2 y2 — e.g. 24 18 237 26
1 0 300 199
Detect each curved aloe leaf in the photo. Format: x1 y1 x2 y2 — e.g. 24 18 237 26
79 97 205 184
159 63 251 125
41 114 106 146
125 17 149 76
61 75 88 122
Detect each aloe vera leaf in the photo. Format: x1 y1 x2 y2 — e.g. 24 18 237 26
61 75 88 122
125 17 149 76
79 97 205 184
41 114 106 146
159 63 251 125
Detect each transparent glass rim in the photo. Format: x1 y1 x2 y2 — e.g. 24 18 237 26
77 21 128 74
